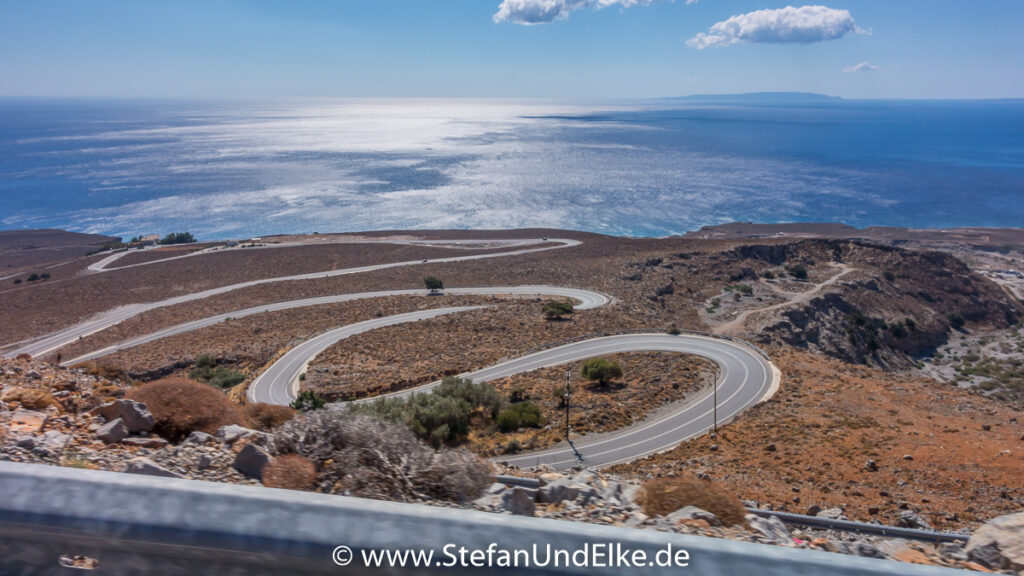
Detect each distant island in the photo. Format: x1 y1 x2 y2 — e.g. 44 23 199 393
664 91 842 103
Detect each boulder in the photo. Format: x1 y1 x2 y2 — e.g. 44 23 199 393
38 430 70 451
536 478 581 504
619 483 642 505
183 431 215 445
121 436 169 449
233 443 271 478
667 506 722 527
15 436 36 450
197 454 212 471
898 510 933 530
485 483 508 496
123 457 181 479
10 408 47 434
92 400 154 433
217 424 265 445
816 507 848 521
95 418 129 444
746 514 791 544
966 512 1024 572
472 493 502 511
502 487 536 517
852 542 887 559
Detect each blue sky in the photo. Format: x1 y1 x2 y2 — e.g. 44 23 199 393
1 0 1022 99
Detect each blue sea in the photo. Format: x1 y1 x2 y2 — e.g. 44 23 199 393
1 97 1022 240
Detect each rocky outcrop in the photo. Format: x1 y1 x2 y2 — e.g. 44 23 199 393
91 400 154 433
233 443 271 479
95 418 129 444
123 457 181 479
967 512 1024 572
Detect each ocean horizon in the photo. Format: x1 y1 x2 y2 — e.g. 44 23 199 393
1 96 1022 241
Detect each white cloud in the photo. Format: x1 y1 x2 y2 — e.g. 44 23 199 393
493 0 668 25
844 61 879 73
688 5 866 49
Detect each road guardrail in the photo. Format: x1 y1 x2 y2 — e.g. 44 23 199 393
0 461 960 575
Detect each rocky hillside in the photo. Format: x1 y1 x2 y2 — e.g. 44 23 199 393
670 239 1021 369
4 356 1017 571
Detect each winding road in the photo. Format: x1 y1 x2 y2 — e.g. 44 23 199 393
3 238 581 359
60 286 610 368
253 315 778 470
5 235 781 471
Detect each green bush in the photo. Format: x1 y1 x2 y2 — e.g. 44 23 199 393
433 376 503 416
889 322 908 338
947 311 966 329
509 387 530 403
351 377 502 445
157 232 196 245
497 402 545 432
424 276 444 293
290 389 327 412
542 300 575 320
724 283 753 295
189 355 246 389
786 264 808 280
581 357 623 386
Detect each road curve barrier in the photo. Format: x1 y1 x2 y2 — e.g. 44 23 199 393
0 461 961 575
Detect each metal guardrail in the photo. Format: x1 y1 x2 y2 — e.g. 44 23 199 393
493 476 968 544
0 462 961 575
743 509 968 544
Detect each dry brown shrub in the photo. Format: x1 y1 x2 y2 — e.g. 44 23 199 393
245 403 296 431
127 378 247 442
91 385 126 401
71 362 130 382
271 411 491 502
639 475 748 528
262 454 316 490
2 387 63 412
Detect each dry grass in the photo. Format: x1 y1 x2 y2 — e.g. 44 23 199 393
71 362 131 382
639 475 748 528
245 403 297 431
613 348 1024 530
127 378 247 442
262 454 316 490
1 387 63 412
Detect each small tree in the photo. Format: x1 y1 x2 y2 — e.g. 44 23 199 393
158 232 196 245
424 276 444 294
581 357 623 386
542 300 575 321
291 389 327 412
786 264 808 280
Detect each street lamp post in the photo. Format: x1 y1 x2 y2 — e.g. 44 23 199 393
564 370 571 439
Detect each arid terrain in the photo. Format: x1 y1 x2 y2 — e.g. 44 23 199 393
1 224 1022 570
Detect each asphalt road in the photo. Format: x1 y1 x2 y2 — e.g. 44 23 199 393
248 306 486 405
8 233 779 471
61 286 609 367
4 238 580 359
254 315 776 470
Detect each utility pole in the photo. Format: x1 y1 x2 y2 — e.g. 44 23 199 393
564 370 571 439
713 381 718 433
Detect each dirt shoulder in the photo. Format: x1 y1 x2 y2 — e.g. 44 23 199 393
609 347 1024 531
